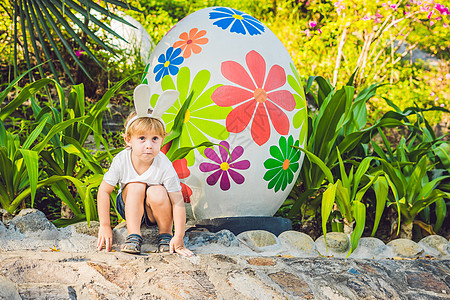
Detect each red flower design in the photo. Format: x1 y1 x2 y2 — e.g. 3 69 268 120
173 28 208 58
161 143 192 203
211 50 295 146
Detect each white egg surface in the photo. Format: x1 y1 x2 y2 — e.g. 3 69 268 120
143 7 307 219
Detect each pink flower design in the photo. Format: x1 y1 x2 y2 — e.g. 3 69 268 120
445 73 450 80
199 141 250 191
75 50 84 57
305 29 311 37
309 21 317 27
211 51 296 146
362 15 371 21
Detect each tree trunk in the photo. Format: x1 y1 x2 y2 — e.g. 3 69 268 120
399 221 413 239
343 219 354 235
332 24 348 86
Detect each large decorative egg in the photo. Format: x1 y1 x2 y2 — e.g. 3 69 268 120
144 7 307 219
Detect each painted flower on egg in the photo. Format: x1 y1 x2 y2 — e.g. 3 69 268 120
212 50 296 146
173 28 208 58
199 141 250 191
151 67 232 166
209 7 264 36
153 47 184 82
263 136 301 192
287 63 308 144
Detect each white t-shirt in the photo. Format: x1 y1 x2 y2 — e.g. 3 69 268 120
103 148 181 193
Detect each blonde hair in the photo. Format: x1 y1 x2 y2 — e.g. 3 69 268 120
124 111 166 139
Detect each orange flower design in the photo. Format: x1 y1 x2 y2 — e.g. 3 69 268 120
173 28 208 58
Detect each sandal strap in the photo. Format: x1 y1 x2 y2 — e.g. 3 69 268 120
126 234 143 243
158 234 173 244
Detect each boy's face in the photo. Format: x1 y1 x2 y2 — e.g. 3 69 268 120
125 131 164 164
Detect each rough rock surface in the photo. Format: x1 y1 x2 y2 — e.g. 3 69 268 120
0 251 449 299
1 210 450 299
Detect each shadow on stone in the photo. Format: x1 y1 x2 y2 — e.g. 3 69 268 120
187 216 292 236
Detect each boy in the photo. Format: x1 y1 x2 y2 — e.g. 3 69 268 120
96 111 193 257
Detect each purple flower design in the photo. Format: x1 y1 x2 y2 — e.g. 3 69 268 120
199 141 250 191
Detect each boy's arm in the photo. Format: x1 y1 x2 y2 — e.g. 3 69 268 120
169 191 194 257
97 181 115 252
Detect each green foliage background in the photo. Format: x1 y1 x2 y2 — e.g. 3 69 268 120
124 0 449 125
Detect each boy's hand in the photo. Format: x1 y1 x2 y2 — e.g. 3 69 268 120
170 235 194 257
97 225 113 252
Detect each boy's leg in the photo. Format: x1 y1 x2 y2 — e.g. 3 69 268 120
122 182 147 236
145 185 173 235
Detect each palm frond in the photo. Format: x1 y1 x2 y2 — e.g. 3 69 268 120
13 0 141 83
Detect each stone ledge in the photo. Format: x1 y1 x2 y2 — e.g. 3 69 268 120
1 209 449 260
0 251 449 299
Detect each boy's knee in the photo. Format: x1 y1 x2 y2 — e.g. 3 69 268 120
146 185 169 206
125 182 147 192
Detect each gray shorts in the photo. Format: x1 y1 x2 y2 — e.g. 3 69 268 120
116 192 155 227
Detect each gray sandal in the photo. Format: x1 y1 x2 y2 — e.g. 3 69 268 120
157 233 172 253
121 234 143 254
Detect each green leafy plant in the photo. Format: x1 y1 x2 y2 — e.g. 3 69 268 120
289 73 403 218
0 88 87 214
10 0 140 82
0 68 139 224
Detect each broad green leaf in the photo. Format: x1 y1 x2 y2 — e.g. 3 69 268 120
434 198 446 233
305 76 333 107
406 156 428 204
168 142 216 162
352 157 374 200
416 175 450 201
293 146 334 184
1 78 55 121
336 147 349 189
371 176 388 236
18 149 39 208
50 181 82 215
322 182 337 250
32 116 87 152
10 175 87 213
348 201 366 256
410 190 447 218
335 180 352 221
164 91 195 146
0 63 45 105
434 143 450 171
22 116 50 149
385 175 402 235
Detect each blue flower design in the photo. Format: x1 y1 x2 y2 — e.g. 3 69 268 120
153 47 184 82
209 7 264 36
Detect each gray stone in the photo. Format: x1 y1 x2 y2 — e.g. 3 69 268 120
9 209 57 234
315 232 350 258
348 237 391 259
278 230 318 257
0 275 21 300
0 220 7 236
418 235 450 257
70 220 100 237
386 238 424 258
185 229 238 247
237 230 282 253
